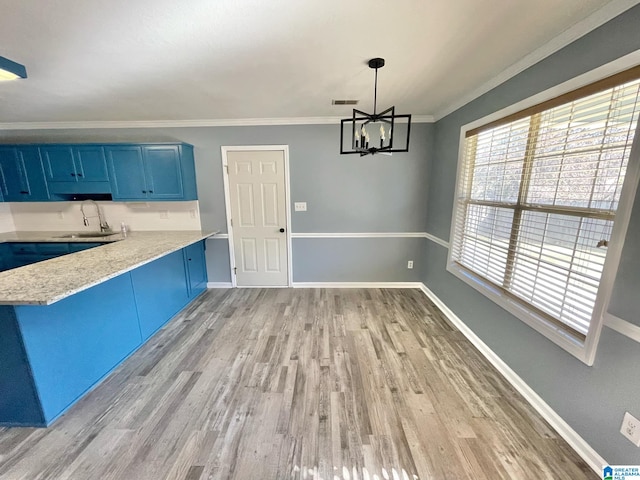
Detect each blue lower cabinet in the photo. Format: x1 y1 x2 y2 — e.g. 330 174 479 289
0 244 10 271
0 242 207 426
1 242 103 271
14 274 142 424
68 242 105 252
184 240 207 298
130 249 190 340
0 306 45 425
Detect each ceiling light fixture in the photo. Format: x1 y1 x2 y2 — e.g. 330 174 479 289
340 58 411 156
0 56 27 81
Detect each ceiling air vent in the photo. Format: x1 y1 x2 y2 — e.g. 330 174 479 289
332 99 359 105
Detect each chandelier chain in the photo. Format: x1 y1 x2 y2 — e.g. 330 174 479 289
373 67 378 116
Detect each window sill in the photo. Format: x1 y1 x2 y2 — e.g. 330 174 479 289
446 261 592 364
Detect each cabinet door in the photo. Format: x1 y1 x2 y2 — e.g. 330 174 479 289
15 274 143 423
41 146 77 182
143 146 184 199
0 243 11 271
130 250 189 340
184 241 207 298
106 146 148 200
0 147 50 201
0 147 26 200
20 148 50 201
74 147 109 182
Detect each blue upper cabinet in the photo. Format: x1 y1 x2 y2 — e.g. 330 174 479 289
107 144 196 201
41 145 109 183
0 142 196 202
40 146 75 182
144 146 183 199
0 146 50 202
74 146 109 182
106 146 148 200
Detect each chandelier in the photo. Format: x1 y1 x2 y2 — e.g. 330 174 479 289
340 58 411 156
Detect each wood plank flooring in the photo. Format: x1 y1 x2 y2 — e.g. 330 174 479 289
0 288 596 479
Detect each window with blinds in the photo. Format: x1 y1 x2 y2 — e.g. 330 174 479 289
450 71 640 339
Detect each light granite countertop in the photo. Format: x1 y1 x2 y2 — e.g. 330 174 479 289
0 230 216 306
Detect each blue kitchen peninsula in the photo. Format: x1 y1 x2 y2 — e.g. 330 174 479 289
0 230 212 426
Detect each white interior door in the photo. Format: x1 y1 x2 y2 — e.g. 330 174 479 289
226 149 289 287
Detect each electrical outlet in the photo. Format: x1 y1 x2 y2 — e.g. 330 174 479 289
621 412 640 446
294 202 307 212
407 260 414 269
189 209 196 219
159 210 169 219
57 211 64 219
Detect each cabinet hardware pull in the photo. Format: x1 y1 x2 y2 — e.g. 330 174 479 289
20 191 29 194
70 173 76 177
77 173 83 177
142 190 147 193
148 190 153 193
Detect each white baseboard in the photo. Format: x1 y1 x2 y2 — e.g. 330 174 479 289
292 282 424 289
206 282 233 288
604 313 640 344
418 283 606 475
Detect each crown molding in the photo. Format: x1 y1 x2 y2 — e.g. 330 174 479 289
0 1 633 132
433 0 640 121
0 115 434 131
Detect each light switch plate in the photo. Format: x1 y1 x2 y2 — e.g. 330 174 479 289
294 202 307 212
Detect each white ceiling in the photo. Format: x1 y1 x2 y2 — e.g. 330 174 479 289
0 0 636 126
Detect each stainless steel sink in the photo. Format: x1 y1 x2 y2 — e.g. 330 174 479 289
55 232 119 239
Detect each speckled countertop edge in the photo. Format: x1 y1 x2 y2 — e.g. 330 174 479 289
0 230 217 306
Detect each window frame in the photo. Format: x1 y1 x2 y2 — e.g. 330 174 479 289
447 51 640 365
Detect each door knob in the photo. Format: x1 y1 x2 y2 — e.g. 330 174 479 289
279 228 285 233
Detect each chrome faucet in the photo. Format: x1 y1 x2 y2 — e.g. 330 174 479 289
80 200 111 233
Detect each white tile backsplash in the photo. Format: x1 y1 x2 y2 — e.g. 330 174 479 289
9 201 201 232
0 204 16 233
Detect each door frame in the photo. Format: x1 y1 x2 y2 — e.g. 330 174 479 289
221 145 293 288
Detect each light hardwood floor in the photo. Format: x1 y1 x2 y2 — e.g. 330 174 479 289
0 288 596 479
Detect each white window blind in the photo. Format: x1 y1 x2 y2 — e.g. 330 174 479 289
451 75 640 338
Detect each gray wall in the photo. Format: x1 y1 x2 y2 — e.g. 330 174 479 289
608 184 640 324
293 237 425 282
0 123 433 283
424 4 640 464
